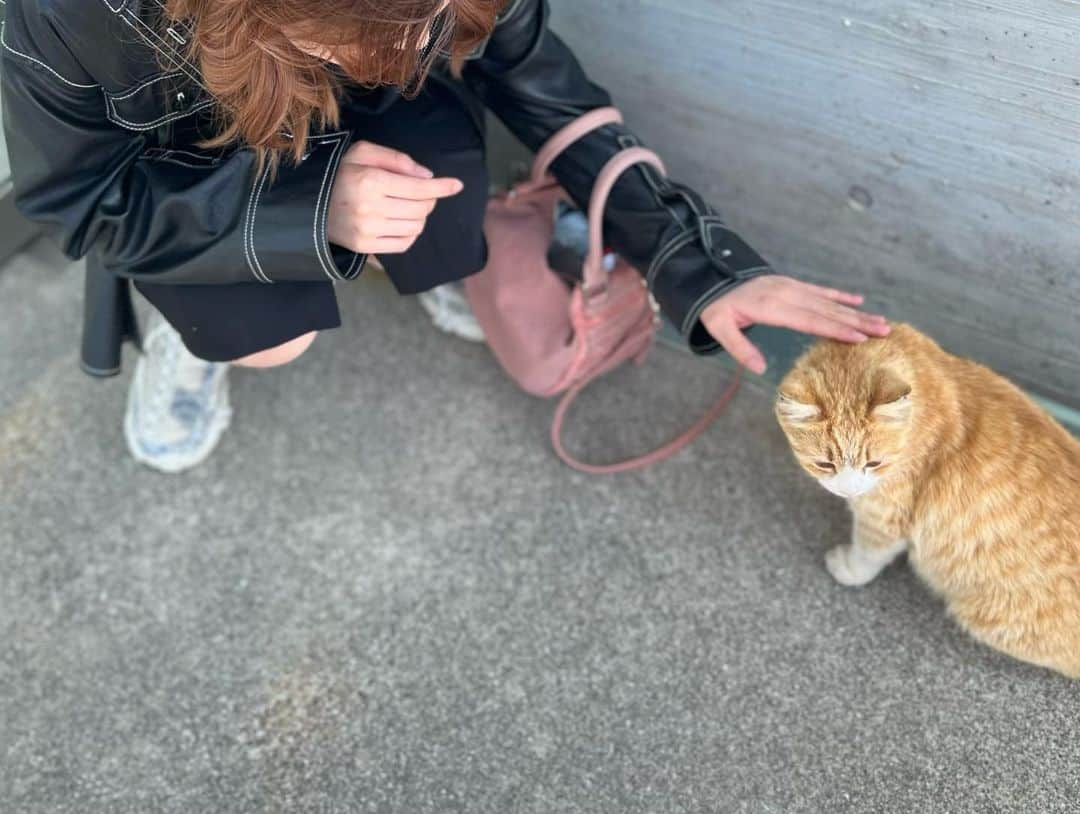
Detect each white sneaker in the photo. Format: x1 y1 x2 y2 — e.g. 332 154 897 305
123 316 232 473
417 282 485 343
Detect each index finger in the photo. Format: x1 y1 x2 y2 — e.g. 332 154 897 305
344 141 433 178
382 172 464 201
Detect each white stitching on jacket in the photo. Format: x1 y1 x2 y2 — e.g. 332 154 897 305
313 133 354 281
110 1 350 284
110 71 182 101
679 266 772 339
0 22 101 89
143 147 221 166
339 248 364 280
145 0 194 39
328 139 365 280
123 8 203 89
680 279 738 338
242 166 261 282
646 227 698 290
243 161 273 284
104 89 214 131
139 155 217 170
163 148 217 162
100 17 213 133
498 0 529 23
117 8 208 95
248 163 273 283
647 217 749 289
615 133 682 224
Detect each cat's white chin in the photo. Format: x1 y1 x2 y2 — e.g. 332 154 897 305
820 467 880 498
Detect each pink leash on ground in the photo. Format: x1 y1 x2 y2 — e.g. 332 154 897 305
550 366 744 475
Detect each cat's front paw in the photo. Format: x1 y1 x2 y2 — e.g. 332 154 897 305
825 545 878 587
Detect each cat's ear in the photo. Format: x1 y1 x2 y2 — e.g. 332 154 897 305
871 370 912 422
776 392 821 423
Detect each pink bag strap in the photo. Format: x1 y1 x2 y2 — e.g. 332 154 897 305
583 147 665 296
530 107 625 185
538 108 739 474
551 366 743 475
530 107 665 295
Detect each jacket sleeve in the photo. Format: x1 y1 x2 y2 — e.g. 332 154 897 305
0 5 364 285
464 0 774 354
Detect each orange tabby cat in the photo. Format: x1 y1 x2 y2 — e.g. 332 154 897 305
775 323 1080 677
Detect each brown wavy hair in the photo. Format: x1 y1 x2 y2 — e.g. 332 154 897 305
165 0 504 167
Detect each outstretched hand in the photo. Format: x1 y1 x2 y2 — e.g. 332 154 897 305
700 276 890 375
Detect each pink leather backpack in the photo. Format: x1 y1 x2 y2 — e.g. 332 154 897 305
464 107 740 474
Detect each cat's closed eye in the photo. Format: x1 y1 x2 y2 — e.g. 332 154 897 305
865 460 883 469
815 461 836 472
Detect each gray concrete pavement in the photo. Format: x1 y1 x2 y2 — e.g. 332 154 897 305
1 240 1078 813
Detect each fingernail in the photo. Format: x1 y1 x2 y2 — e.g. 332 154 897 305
417 165 434 178
453 180 465 192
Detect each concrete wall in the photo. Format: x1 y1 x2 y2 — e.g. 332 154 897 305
548 0 1079 407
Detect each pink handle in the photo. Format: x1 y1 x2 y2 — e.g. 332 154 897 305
583 147 666 295
528 107 665 297
532 108 733 474
530 107 625 185
551 367 743 475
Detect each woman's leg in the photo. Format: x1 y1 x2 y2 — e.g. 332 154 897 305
231 331 319 368
135 280 340 364
122 79 488 472
125 280 339 472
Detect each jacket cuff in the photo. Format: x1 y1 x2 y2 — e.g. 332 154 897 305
647 217 774 355
245 130 366 283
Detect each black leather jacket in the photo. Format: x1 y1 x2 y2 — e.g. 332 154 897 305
1 0 774 375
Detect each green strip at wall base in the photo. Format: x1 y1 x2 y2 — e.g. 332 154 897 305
657 322 1080 436
1032 397 1080 435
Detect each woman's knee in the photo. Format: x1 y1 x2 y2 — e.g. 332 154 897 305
230 331 318 369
